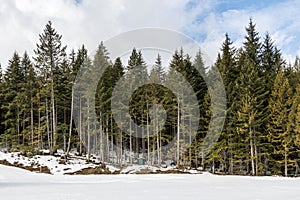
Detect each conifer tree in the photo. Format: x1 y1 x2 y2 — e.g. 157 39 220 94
267 68 293 176
215 34 238 174
20 52 38 147
34 21 67 153
0 64 4 139
2 52 24 147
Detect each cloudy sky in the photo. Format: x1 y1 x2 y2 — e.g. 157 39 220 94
0 0 300 69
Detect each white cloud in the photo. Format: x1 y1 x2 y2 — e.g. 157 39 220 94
0 0 207 69
190 0 300 63
0 0 300 69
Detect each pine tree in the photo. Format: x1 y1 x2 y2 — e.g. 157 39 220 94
90 42 110 161
165 49 199 166
0 64 4 139
69 45 88 155
236 55 267 175
244 19 261 66
214 34 238 174
34 21 67 154
232 20 269 175
153 54 165 83
292 84 300 175
267 68 293 176
2 52 24 148
20 52 38 148
124 48 148 163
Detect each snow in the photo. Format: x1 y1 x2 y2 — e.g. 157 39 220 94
120 165 173 174
0 151 199 175
1 164 300 200
0 151 105 175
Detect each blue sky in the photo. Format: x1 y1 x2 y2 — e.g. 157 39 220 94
0 0 299 67
214 0 284 12
181 0 300 63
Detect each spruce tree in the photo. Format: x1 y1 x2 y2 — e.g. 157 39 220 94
2 52 24 148
0 64 4 139
215 34 238 174
34 21 67 153
267 68 293 176
20 52 38 147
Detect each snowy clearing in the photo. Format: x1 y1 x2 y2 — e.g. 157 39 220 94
1 164 300 200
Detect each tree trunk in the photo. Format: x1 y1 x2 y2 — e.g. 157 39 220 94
51 78 57 153
31 100 34 147
79 97 82 155
249 126 255 176
110 114 114 157
212 158 215 174
284 147 288 177
177 101 180 167
147 104 150 164
63 108 66 152
87 98 90 161
155 107 160 165
46 98 52 153
17 106 20 145
254 143 258 175
66 88 74 156
106 116 109 161
99 112 104 162
189 116 192 166
120 129 123 166
129 119 132 164
38 102 42 150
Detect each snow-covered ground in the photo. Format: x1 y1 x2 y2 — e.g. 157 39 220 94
0 151 196 175
1 164 300 200
0 151 103 175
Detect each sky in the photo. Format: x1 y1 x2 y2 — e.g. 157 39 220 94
0 0 300 69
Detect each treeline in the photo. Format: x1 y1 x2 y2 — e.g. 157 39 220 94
0 20 300 176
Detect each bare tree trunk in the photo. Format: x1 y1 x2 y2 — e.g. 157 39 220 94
110 114 114 157
46 98 52 152
254 143 258 175
63 108 66 152
158 126 162 166
201 150 204 169
79 98 82 155
66 88 74 156
38 102 42 150
156 107 160 166
51 78 57 153
31 101 34 147
106 116 109 161
129 119 132 164
177 101 180 167
147 103 150 164
22 112 26 145
284 147 288 177
249 126 255 176
189 116 192 166
120 129 123 166
87 98 90 161
142 113 145 157
99 112 104 162
17 106 20 145
135 119 139 158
